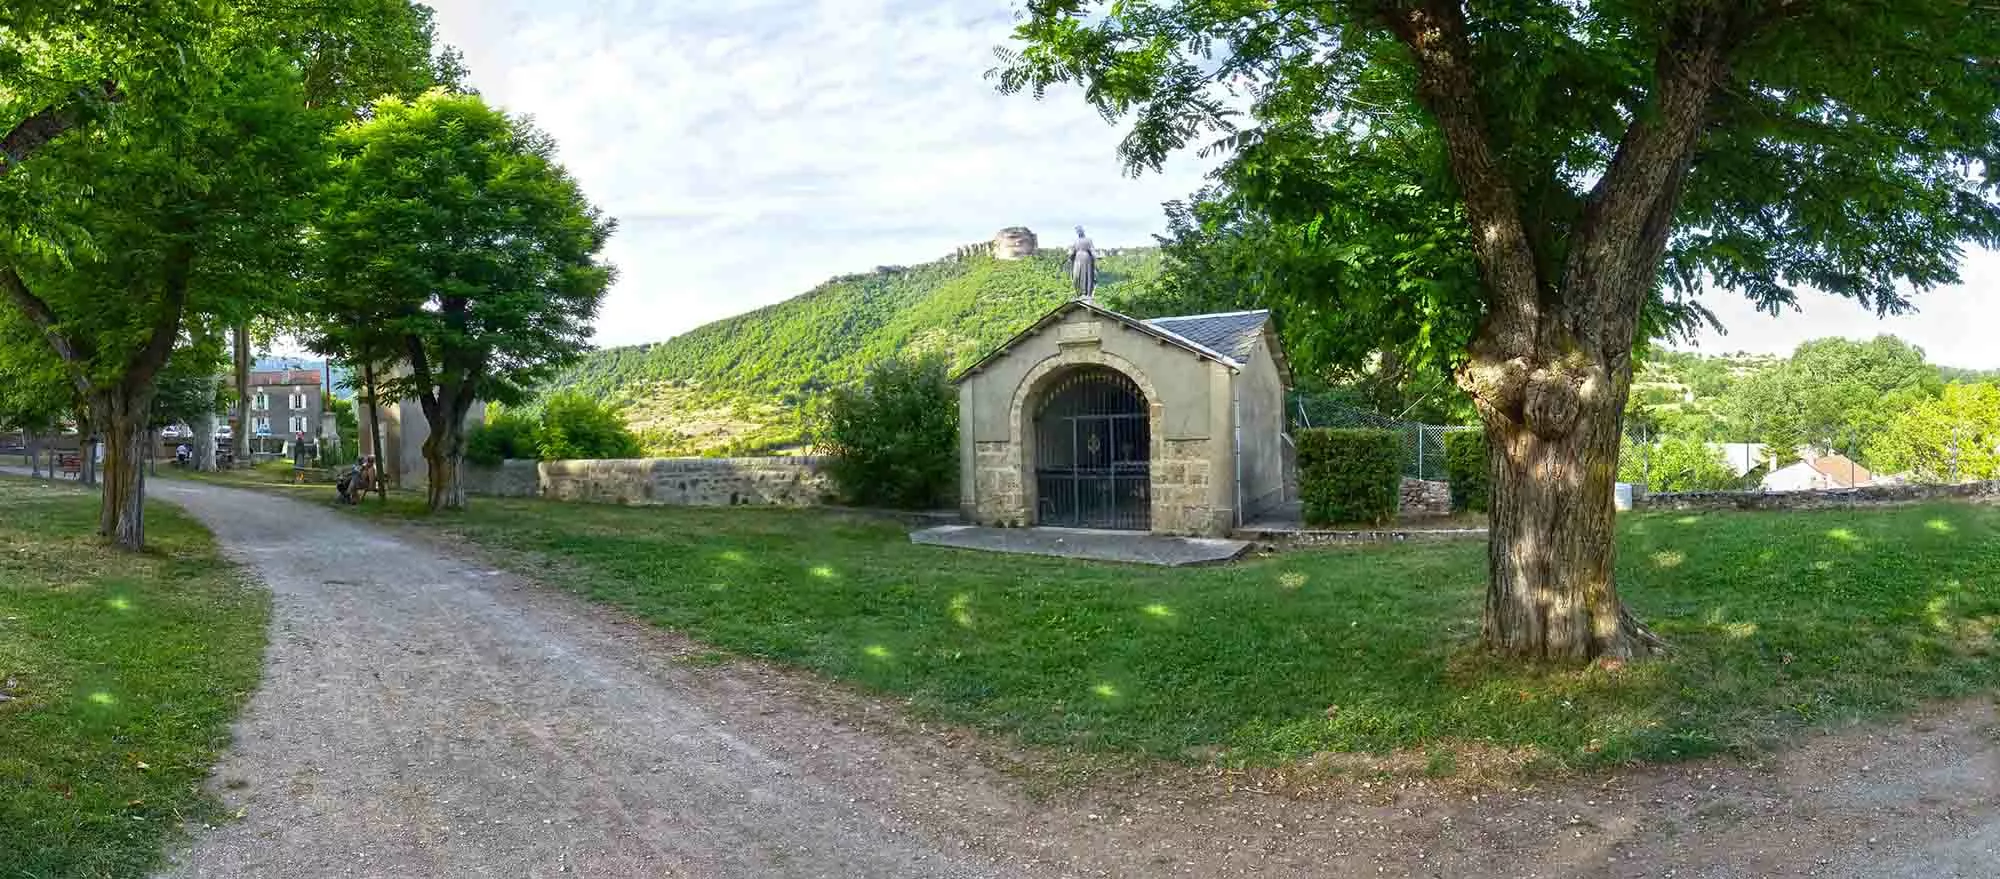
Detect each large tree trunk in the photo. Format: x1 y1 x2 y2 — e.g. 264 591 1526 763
232 324 250 469
423 414 467 511
1474 353 1657 660
193 401 218 471
87 387 154 548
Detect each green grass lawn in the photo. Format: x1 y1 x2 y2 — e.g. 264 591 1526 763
354 494 2000 772
0 478 269 879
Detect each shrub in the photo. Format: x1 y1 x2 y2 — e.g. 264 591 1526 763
1443 430 1490 512
1296 428 1401 526
816 355 958 509
466 409 538 466
1618 435 1741 493
536 391 643 461
465 395 642 465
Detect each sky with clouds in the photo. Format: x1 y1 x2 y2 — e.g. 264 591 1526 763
422 0 2000 370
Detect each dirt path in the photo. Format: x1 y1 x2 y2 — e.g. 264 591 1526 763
113 476 1996 878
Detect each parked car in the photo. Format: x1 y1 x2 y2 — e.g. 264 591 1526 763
216 425 234 439
161 424 189 439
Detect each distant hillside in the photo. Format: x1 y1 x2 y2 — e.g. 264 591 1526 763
539 247 1165 455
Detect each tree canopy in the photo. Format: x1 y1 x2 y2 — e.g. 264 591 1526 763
997 0 2000 660
1723 335 1941 458
1000 0 2000 379
309 89 615 510
0 0 465 546
1868 382 2000 483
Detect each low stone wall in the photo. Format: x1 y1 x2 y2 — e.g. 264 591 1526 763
1400 478 1452 518
464 456 837 507
462 459 539 497
1640 480 2000 512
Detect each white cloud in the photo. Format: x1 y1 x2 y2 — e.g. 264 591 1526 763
425 1 2000 369
1678 248 2000 369
425 0 1208 346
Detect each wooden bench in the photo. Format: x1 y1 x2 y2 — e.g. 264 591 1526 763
57 453 81 478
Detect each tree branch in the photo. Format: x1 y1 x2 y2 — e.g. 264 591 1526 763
1561 5 1750 354
0 80 123 178
405 333 440 422
0 266 94 397
1376 1 1542 353
124 243 196 388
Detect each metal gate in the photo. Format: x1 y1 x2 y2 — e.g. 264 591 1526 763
1034 367 1150 530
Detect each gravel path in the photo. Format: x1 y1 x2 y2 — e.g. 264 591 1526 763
142 478 1021 878
43 472 1988 878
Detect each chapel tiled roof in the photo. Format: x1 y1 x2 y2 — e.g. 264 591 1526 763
1144 310 1272 363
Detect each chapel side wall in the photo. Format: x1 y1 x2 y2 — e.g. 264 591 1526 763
1235 335 1288 519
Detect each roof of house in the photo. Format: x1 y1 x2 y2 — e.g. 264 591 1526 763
953 299 1281 383
1807 453 1873 487
249 369 323 387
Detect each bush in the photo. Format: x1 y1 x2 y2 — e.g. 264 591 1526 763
466 409 539 466
1296 428 1401 526
1443 430 1490 512
536 391 643 461
1618 435 1741 493
465 395 642 465
816 355 958 509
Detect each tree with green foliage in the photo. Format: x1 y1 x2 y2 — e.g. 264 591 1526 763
997 1 2000 660
239 0 465 452
1725 336 1942 462
0 310 73 476
151 349 229 439
310 90 615 511
0 4 332 547
465 408 539 466
1868 383 2000 484
816 356 959 509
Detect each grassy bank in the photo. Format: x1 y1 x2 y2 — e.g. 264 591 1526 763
0 478 268 878
346 494 1999 771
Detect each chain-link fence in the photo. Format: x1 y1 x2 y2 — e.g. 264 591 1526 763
1290 393 1475 481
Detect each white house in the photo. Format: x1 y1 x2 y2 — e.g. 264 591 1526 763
1761 452 1874 492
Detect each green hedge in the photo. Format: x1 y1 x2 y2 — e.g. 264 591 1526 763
1296 428 1401 526
1443 430 1490 513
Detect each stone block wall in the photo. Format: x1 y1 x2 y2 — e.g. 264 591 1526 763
971 441 1024 526
1399 478 1453 518
1153 438 1220 534
1639 480 2000 512
462 459 539 497
464 456 837 508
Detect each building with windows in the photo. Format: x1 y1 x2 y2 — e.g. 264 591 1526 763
247 368 324 445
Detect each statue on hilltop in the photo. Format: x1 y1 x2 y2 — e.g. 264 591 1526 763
1067 226 1097 301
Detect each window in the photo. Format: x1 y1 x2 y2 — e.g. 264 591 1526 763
253 393 269 412
291 392 308 411
252 417 271 435
289 416 307 435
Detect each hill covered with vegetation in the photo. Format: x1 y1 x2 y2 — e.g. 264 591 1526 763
538 247 1164 455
